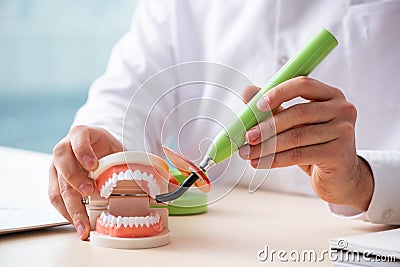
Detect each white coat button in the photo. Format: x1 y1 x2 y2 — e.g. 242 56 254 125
278 56 288 67
382 209 393 220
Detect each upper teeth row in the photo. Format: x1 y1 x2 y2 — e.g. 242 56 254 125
100 169 160 198
99 212 161 228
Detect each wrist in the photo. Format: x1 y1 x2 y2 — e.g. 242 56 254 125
348 156 374 211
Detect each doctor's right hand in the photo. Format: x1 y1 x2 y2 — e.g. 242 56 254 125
48 125 123 240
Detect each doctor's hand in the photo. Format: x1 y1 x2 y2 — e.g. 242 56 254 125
48 126 123 240
239 77 374 212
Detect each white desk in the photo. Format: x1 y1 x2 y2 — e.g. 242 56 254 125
0 147 395 266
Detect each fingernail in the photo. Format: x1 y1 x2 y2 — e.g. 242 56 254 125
251 158 260 169
246 128 260 143
257 95 270 111
76 223 87 238
239 144 250 158
82 155 94 169
79 183 94 196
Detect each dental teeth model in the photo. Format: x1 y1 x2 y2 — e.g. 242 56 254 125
85 151 172 249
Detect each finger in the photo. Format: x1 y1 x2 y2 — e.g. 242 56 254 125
69 126 98 171
251 140 338 169
273 101 336 135
245 101 336 145
53 140 95 196
257 77 345 111
48 162 72 222
69 126 123 171
273 105 285 114
241 122 340 160
242 85 261 104
246 102 336 145
58 174 90 240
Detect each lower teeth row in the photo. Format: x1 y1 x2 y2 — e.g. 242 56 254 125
99 212 160 228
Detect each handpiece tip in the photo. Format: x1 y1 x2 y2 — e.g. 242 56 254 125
155 172 199 203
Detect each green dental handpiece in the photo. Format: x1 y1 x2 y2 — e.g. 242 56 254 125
206 28 338 164
156 28 338 203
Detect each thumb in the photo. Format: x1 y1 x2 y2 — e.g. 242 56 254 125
242 85 261 104
69 126 123 171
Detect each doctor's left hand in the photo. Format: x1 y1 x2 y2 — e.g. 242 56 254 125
239 77 374 212
49 126 123 240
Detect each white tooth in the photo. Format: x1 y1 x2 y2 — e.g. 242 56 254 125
133 217 139 227
148 183 153 195
129 169 135 178
107 215 112 225
117 216 123 228
155 213 160 222
100 212 105 221
138 217 144 227
118 171 124 181
133 170 142 181
125 169 133 180
112 173 118 182
144 216 150 227
129 217 134 227
153 181 159 194
104 184 110 192
142 172 148 181
148 180 158 197
112 216 117 225
148 173 154 181
151 188 157 197
123 217 129 227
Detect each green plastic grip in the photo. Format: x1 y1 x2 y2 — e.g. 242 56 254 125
207 28 338 164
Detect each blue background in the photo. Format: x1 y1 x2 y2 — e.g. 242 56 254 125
0 0 138 153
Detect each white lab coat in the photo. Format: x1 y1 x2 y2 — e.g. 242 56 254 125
74 0 400 224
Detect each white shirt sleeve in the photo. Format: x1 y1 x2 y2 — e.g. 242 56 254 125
72 0 173 150
330 150 400 225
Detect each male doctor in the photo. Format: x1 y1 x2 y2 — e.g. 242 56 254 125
48 0 400 240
